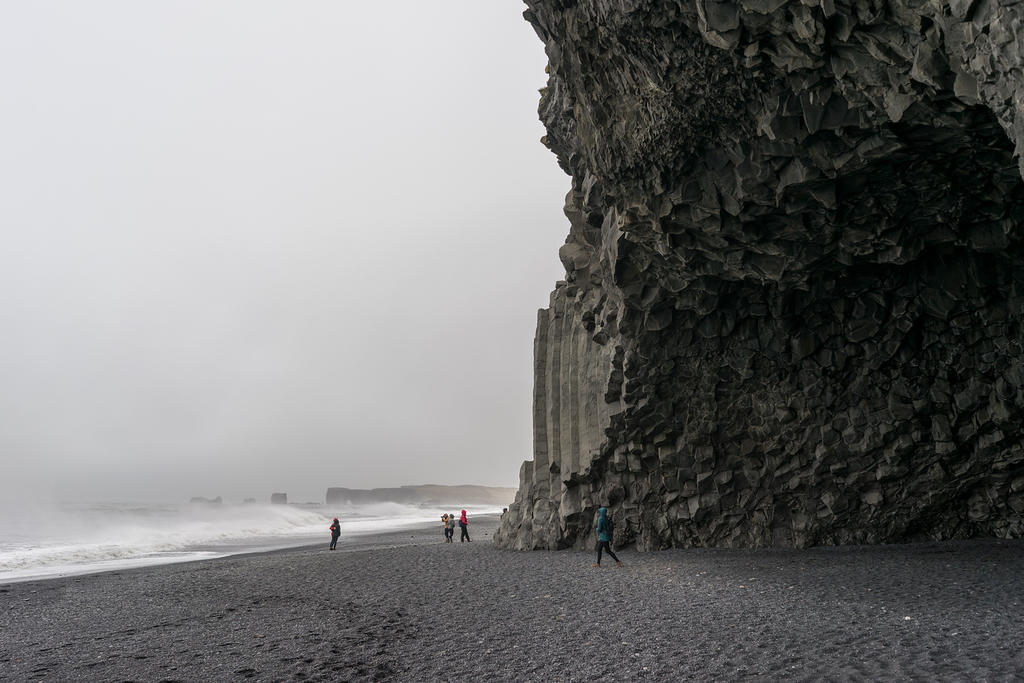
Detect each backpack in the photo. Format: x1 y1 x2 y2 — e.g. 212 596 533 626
605 513 614 540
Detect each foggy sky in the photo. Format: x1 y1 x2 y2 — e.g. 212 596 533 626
0 2 568 503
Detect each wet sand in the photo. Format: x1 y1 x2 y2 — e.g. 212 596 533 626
2 517 1023 681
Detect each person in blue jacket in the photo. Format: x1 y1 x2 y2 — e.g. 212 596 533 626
593 507 622 567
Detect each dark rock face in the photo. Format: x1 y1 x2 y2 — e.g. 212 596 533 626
495 0 1024 550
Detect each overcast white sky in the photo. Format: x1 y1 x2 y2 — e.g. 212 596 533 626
0 2 568 503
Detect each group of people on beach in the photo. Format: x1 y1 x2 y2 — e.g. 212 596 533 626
441 510 471 543
328 507 620 567
325 509 472 550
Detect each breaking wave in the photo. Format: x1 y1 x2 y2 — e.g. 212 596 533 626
0 501 500 582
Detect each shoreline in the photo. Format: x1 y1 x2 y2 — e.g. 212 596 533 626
0 511 504 586
2 528 1022 680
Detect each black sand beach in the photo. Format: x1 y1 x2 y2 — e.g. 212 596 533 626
2 516 1023 681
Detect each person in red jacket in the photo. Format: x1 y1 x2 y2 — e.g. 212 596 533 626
459 509 470 542
329 517 341 550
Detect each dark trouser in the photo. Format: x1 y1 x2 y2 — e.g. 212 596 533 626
460 525 470 542
330 534 340 550
596 540 618 565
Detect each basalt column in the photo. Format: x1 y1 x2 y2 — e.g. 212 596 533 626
494 0 1024 551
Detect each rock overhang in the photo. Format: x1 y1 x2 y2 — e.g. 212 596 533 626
496 0 1024 550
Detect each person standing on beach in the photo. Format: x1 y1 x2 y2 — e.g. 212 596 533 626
593 507 622 567
441 513 450 543
446 513 456 542
459 509 470 542
329 517 341 551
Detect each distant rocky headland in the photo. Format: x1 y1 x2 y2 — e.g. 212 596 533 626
325 485 516 507
496 0 1024 551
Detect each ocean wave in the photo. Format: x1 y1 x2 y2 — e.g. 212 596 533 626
0 501 502 582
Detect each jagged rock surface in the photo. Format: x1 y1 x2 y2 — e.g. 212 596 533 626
495 0 1024 550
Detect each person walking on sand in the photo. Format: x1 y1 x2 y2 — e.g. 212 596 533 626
593 507 622 567
441 513 450 543
459 509 470 542
329 517 341 550
446 513 456 542
329 517 341 551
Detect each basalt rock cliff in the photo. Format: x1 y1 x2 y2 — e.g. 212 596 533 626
494 0 1024 550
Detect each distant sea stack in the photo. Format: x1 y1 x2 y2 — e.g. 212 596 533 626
495 0 1024 551
270 493 287 505
325 485 516 507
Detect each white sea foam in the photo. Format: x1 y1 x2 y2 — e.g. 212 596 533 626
0 501 502 583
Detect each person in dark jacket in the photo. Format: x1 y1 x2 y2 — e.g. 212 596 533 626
329 517 341 550
459 509 471 542
592 507 622 567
